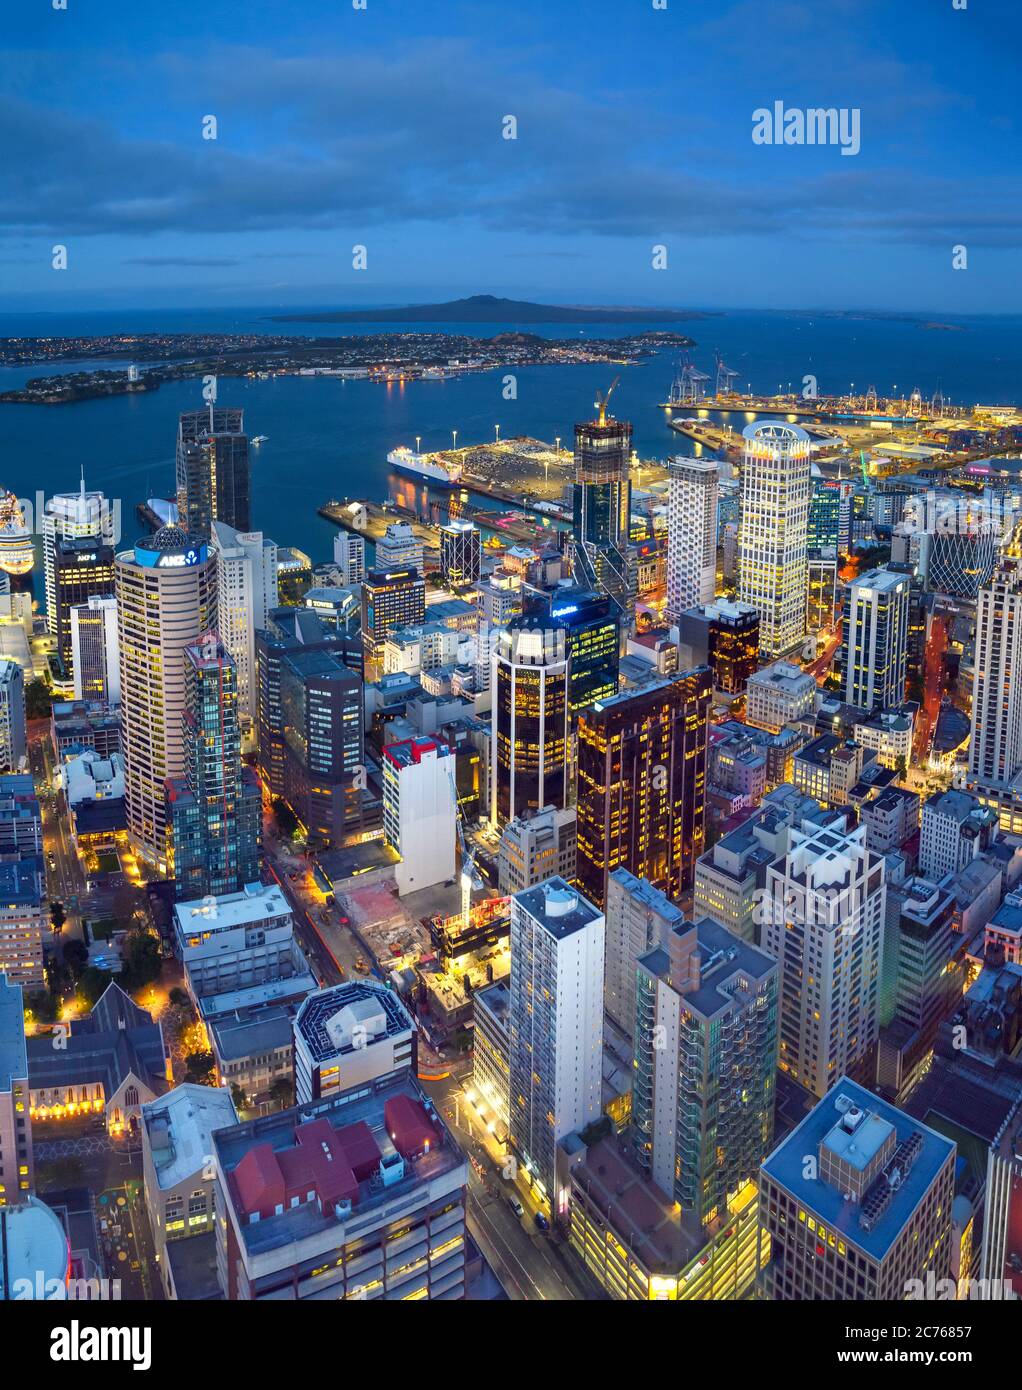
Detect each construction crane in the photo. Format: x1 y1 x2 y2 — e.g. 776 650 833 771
445 756 484 929
594 375 620 426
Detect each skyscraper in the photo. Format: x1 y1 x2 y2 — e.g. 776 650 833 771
332 529 365 586
508 878 604 1207
360 567 426 679
52 535 116 684
0 661 26 774
116 526 217 868
550 589 619 714
970 558 1022 788
634 912 778 1225
42 475 116 638
439 519 481 588
490 609 569 827
211 522 279 740
842 568 910 712
381 737 457 897
761 821 886 1098
603 868 685 1041
166 634 261 903
176 407 250 539
571 402 633 614
738 422 811 656
575 669 711 909
665 456 718 621
70 595 119 703
0 975 33 1205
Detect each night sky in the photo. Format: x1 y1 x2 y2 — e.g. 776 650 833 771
4 0 1020 312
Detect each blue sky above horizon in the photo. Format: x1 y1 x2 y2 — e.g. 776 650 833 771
3 0 1021 314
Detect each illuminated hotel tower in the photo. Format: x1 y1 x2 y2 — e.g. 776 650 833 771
738 423 811 657
116 526 217 868
666 457 718 621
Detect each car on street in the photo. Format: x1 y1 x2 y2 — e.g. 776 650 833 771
506 1196 524 1218
533 1211 549 1231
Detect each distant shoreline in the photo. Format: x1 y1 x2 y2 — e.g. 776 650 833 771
269 294 718 326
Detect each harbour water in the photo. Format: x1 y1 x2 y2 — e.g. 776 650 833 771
1 309 1019 574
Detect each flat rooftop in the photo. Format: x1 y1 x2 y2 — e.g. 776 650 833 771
761 1078 955 1264
295 981 413 1063
174 882 290 934
0 976 27 1091
142 1082 238 1191
513 877 603 941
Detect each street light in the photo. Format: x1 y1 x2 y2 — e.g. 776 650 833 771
452 429 458 451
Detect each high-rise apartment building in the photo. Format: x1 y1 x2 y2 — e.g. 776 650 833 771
70 595 119 703
758 1081 956 1300
842 567 910 712
52 535 116 684
332 529 366 586
571 407 633 614
762 822 886 1098
575 669 711 909
42 476 116 637
634 914 778 1225
490 609 569 827
211 522 279 738
665 457 718 621
439 520 481 588
738 422 811 656
508 879 604 1208
176 407 250 539
381 737 457 897
166 635 261 903
970 559 1022 788
604 869 685 1041
116 527 217 868
0 976 33 1206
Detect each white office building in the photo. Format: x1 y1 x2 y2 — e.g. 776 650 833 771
842 568 910 713
381 736 457 897
666 457 718 621
70 594 119 704
376 522 424 574
738 422 811 657
508 878 605 1209
746 659 817 734
0 659 26 772
172 882 311 1008
211 522 279 737
761 821 886 1099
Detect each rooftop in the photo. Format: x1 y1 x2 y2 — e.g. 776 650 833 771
513 876 603 941
761 1078 955 1263
142 1082 238 1191
295 981 414 1063
174 882 290 936
0 975 27 1091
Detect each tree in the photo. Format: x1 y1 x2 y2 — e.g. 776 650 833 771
894 755 908 780
78 966 113 1009
169 986 189 1007
184 1050 216 1086
62 938 89 982
120 929 161 991
50 901 67 934
25 678 54 720
230 1083 248 1115
269 1077 294 1110
25 989 57 1025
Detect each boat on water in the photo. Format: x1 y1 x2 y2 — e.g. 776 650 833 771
0 490 33 575
252 435 269 445
387 447 462 488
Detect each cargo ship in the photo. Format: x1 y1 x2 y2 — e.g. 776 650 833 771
387 446 462 488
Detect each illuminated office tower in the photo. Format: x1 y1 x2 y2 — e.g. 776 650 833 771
439 520 481 588
738 423 811 656
571 403 634 614
548 589 619 714
665 457 718 621
70 595 119 703
42 474 116 637
970 559 1022 788
490 609 569 828
634 911 778 1225
332 529 365 586
842 568 909 712
575 668 711 909
508 878 604 1207
176 407 250 538
758 1081 956 1301
761 821 886 1099
0 975 33 1205
116 527 217 868
676 599 759 697
211 521 279 738
166 635 261 903
360 567 426 679
52 536 116 685
375 522 424 574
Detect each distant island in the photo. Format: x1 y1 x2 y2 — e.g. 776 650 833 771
270 294 715 325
